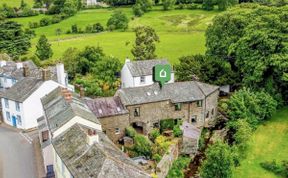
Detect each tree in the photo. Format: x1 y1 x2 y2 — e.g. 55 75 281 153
200 141 234 178
107 10 129 31
217 0 228 10
202 0 214 10
35 35 53 60
131 26 159 60
61 0 78 16
175 55 237 86
132 0 154 16
132 134 152 157
62 47 79 79
0 21 32 58
162 0 176 10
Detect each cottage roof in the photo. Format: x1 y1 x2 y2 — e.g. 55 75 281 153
116 81 219 106
1 77 43 102
52 124 150 178
85 96 128 118
126 59 173 77
180 122 201 139
41 87 100 133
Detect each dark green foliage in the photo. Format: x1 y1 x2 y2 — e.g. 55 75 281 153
0 4 17 18
149 128 160 142
47 0 80 16
132 4 144 17
132 0 153 16
131 26 159 60
202 0 214 10
206 6 288 101
173 124 182 137
200 141 234 178
160 119 175 132
71 24 78 33
162 0 176 10
35 35 53 60
29 21 39 28
40 17 51 26
0 21 32 58
166 156 191 178
260 160 288 178
132 134 152 157
175 55 237 86
227 88 277 129
92 23 104 33
103 0 136 6
107 10 129 31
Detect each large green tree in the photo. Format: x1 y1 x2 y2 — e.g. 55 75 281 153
132 0 154 16
131 26 160 60
35 35 53 60
162 0 176 10
200 141 234 178
0 21 32 58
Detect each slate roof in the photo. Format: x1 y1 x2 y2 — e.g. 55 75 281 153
52 124 150 178
41 87 100 133
116 81 219 106
126 59 174 77
1 77 43 102
0 60 58 81
85 96 128 118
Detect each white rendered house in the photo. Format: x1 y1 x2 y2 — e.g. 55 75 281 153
1 77 62 130
121 59 175 88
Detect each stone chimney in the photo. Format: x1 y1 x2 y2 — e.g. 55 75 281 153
23 65 30 77
42 69 50 81
56 63 66 86
61 87 72 102
125 57 130 63
79 87 85 98
86 129 99 146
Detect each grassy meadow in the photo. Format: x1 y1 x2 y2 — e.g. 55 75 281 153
1 0 34 7
233 108 288 178
10 7 219 63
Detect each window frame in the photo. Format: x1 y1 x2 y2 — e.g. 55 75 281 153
17 115 22 125
6 111 10 122
15 102 20 112
140 76 145 84
4 98 9 108
115 128 120 134
134 107 140 117
197 100 203 107
175 103 182 111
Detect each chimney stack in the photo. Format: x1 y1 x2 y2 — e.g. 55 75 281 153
42 69 50 81
23 65 30 77
61 87 72 102
87 129 99 145
80 87 85 98
56 63 66 86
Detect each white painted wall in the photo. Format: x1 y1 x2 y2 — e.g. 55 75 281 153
22 80 61 129
121 63 134 88
53 147 72 178
1 99 24 129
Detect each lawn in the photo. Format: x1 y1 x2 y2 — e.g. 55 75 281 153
1 0 34 7
233 107 288 178
11 7 219 64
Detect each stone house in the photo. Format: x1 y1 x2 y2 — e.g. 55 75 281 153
38 87 150 178
121 59 175 88
85 96 130 143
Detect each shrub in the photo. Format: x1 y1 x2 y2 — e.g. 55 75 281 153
92 23 104 33
51 15 62 24
173 124 182 137
167 156 191 178
107 10 129 31
152 135 171 156
160 119 175 133
133 134 152 157
125 126 137 138
132 4 144 17
85 24 93 33
187 3 199 9
29 21 39 29
260 160 285 176
149 128 160 142
177 3 186 9
39 17 51 26
152 153 162 163
71 24 78 33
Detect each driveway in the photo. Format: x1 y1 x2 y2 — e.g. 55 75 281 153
0 126 37 178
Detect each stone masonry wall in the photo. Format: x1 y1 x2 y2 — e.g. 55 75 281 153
204 90 219 127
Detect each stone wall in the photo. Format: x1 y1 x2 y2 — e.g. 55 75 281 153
98 113 130 143
156 143 179 178
204 90 219 127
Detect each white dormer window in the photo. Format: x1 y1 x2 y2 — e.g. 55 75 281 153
140 76 145 84
98 109 102 114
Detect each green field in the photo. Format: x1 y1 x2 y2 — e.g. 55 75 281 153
233 108 288 178
0 0 34 7
11 7 219 63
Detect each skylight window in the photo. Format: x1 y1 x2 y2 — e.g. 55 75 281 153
154 91 158 95
116 107 121 112
98 109 103 114
147 92 151 96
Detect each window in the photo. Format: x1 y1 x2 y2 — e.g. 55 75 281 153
191 115 197 123
6 112 10 122
42 130 49 142
206 111 210 118
115 128 120 134
197 100 203 107
17 115 22 125
134 107 140 117
4 98 9 108
175 103 181 111
15 102 20 111
212 108 214 115
140 76 145 83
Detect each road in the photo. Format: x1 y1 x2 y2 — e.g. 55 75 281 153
0 126 37 178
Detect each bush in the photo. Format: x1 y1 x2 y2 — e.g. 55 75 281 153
51 15 62 24
29 21 39 29
260 160 285 176
125 126 137 138
85 24 93 33
187 3 199 9
92 23 104 33
18 7 39 17
107 10 129 31
39 17 51 26
173 124 182 137
71 24 78 33
152 153 162 163
160 119 175 133
177 3 186 9
149 128 160 142
132 4 144 17
167 156 191 178
152 135 171 156
133 134 152 157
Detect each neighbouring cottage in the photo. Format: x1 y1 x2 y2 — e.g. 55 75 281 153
0 76 62 130
121 59 175 88
116 81 219 135
85 96 129 143
38 87 151 178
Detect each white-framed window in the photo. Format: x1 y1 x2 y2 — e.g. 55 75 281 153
134 107 140 117
15 102 20 111
197 100 203 107
6 112 10 122
17 115 22 125
140 76 145 83
4 98 9 108
115 128 120 134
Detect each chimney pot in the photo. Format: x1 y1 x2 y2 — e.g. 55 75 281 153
80 87 85 98
23 65 30 77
